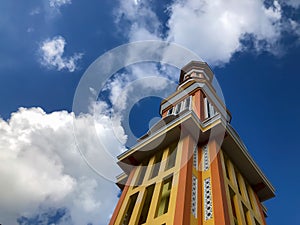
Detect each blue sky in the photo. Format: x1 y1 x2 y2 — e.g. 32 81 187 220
1 0 300 224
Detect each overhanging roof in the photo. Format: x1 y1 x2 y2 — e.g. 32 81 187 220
223 124 275 201
117 111 275 201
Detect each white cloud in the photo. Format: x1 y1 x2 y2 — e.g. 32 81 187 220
115 0 162 41
115 0 287 66
167 0 282 65
103 63 176 113
96 62 178 147
289 19 300 43
49 0 72 9
285 0 300 8
29 7 41 16
27 27 34 33
39 36 83 72
0 106 126 225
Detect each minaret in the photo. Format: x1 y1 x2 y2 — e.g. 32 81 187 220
109 61 275 225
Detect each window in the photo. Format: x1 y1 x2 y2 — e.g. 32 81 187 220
175 102 182 114
134 160 148 187
209 101 215 117
165 144 177 171
255 218 261 225
229 187 238 225
247 185 257 212
183 96 191 110
184 74 190 80
235 170 242 195
150 151 163 179
167 107 173 115
224 158 230 180
156 176 173 217
166 96 191 116
204 97 216 119
242 203 250 225
138 184 155 224
122 192 138 225
237 173 250 202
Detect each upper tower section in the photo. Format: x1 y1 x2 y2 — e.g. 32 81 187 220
160 61 231 126
179 61 214 84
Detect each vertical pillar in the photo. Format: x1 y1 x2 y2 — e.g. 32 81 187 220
210 140 231 225
194 91 201 119
173 132 193 225
199 91 205 121
109 169 135 225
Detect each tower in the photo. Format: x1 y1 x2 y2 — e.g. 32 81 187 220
109 61 275 225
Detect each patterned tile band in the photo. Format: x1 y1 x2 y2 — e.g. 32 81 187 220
203 145 209 171
204 177 213 220
191 175 198 217
193 144 198 169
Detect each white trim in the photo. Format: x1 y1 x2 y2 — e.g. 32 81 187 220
209 101 215 117
183 68 210 81
204 97 209 119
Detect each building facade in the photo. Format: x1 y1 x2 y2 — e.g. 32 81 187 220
109 61 275 225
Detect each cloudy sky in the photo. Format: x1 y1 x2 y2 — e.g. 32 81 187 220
1 0 300 224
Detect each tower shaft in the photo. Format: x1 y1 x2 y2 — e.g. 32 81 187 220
109 61 274 225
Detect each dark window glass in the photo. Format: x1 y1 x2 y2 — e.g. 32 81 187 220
175 102 181 114
165 144 177 170
185 97 191 109
150 151 163 179
138 184 155 224
122 192 138 225
156 176 173 217
135 160 148 187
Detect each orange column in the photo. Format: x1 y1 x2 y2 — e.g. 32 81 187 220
162 110 167 118
210 140 231 225
197 145 203 225
108 169 135 225
194 91 201 119
199 90 205 121
173 132 193 225
193 89 205 121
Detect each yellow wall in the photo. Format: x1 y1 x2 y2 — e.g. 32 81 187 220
220 150 266 225
113 140 183 225
111 139 268 225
